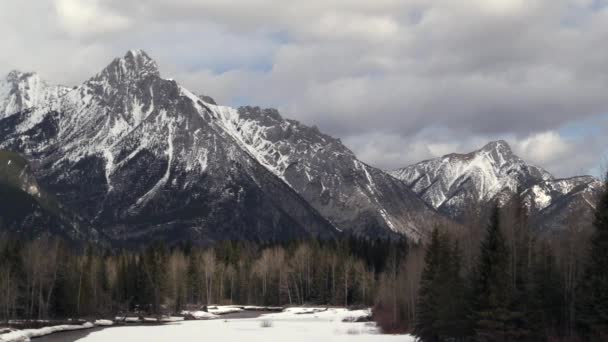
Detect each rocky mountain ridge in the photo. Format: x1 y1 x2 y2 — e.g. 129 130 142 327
390 141 602 230
0 50 600 244
0 50 448 244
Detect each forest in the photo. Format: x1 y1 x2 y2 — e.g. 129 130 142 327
0 174 607 342
0 233 406 321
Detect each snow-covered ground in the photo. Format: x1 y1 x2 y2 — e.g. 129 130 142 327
76 308 413 342
0 322 94 342
0 307 414 342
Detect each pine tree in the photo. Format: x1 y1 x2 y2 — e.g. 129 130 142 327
436 239 471 340
141 242 168 316
530 242 564 339
414 228 442 342
503 193 535 341
414 229 472 341
577 172 608 339
472 206 514 341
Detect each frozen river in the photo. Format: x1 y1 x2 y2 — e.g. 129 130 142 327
35 308 413 342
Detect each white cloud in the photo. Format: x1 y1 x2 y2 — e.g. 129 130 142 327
54 0 130 37
473 0 530 14
513 131 572 166
0 0 607 177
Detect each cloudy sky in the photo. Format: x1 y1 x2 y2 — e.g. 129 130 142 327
1 0 607 177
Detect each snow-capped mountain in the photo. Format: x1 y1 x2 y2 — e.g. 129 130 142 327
390 141 602 229
0 50 339 245
0 71 69 120
524 176 599 213
0 50 448 244
523 175 601 231
205 105 449 240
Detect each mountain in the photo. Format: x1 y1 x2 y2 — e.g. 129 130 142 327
0 70 69 120
0 50 340 246
204 105 450 241
0 50 448 245
523 175 601 231
0 150 93 240
390 141 602 230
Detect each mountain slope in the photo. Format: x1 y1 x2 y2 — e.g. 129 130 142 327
0 150 94 240
390 141 601 230
523 175 602 231
202 105 451 241
0 71 69 120
0 50 455 243
0 50 337 246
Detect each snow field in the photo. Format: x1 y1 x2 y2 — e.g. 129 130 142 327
74 308 414 342
0 322 94 342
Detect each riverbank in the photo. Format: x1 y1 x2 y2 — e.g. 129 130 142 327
40 308 413 342
33 310 270 342
1 306 411 342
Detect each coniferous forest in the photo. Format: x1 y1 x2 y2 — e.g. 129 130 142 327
410 174 608 341
1 174 607 342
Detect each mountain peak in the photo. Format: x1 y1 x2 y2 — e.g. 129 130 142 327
390 138 554 214
125 49 147 58
1 70 68 120
480 140 512 154
5 70 41 84
92 49 160 84
119 49 159 77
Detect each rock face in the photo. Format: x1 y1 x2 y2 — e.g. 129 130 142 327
0 50 450 245
522 176 602 231
0 71 69 120
0 50 338 246
390 141 602 230
2 50 595 245
207 105 450 241
0 150 92 241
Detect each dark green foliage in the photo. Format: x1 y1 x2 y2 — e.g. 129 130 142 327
414 229 442 341
577 173 608 340
529 243 565 339
472 206 516 341
141 242 168 314
414 229 470 341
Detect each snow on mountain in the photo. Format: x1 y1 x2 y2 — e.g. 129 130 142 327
0 50 453 243
0 70 69 120
0 50 337 245
390 141 601 229
202 104 450 240
522 175 602 231
1 50 601 241
524 176 599 212
391 141 551 218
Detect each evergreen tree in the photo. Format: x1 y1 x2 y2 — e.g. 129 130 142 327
414 229 443 342
472 206 514 341
415 229 472 341
141 242 168 315
577 173 608 339
503 192 535 340
436 239 471 340
530 243 564 339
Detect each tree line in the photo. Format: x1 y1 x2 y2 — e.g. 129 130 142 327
1 176 607 341
408 174 608 341
0 234 406 321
